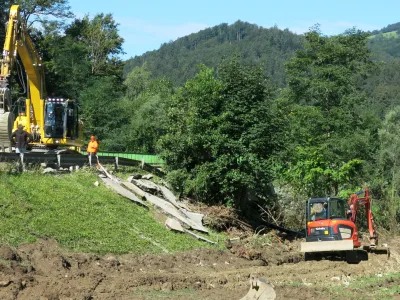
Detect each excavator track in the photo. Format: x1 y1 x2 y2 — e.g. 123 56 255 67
0 87 12 150
0 112 11 149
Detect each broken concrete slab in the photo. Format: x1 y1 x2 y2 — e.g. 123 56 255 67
132 179 160 194
130 174 142 180
181 210 204 225
142 174 154 180
183 229 215 244
165 218 184 232
144 193 208 233
100 176 148 208
158 185 190 210
42 167 57 174
122 181 146 199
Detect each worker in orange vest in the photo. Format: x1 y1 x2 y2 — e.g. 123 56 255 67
87 135 99 166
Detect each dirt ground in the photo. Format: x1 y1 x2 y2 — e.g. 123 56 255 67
0 237 398 300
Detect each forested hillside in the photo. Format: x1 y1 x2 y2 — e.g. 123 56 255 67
124 21 304 86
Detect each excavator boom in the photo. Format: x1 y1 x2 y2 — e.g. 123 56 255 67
0 5 83 151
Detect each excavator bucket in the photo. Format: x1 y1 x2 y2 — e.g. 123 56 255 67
363 245 390 257
240 276 276 300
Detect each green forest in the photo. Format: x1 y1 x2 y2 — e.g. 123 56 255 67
1 1 400 231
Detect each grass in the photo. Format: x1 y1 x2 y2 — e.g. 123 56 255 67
329 272 400 299
131 289 196 299
0 169 225 255
280 272 400 299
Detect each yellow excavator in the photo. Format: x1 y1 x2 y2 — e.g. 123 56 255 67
0 5 83 152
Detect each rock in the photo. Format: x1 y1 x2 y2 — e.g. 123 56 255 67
40 163 47 167
130 174 142 180
161 282 173 291
94 181 99 187
42 167 56 174
142 174 154 180
331 276 341 281
105 255 120 267
0 280 11 287
0 245 18 261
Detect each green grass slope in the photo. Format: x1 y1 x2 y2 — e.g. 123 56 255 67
0 171 221 254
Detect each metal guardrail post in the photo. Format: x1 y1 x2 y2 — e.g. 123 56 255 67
57 154 61 168
19 153 25 172
114 156 118 171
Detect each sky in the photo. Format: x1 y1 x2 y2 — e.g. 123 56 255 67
68 0 400 59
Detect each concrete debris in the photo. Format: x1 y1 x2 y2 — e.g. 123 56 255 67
157 184 190 210
142 174 154 180
165 218 184 232
181 210 204 224
122 181 146 199
130 173 142 180
158 185 179 206
145 193 208 233
100 176 148 208
94 181 99 187
42 167 57 174
131 179 160 194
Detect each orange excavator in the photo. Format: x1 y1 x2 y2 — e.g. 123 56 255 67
300 188 389 263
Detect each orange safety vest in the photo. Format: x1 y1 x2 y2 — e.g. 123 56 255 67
87 140 99 153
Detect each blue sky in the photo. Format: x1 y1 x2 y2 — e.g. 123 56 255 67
68 0 400 59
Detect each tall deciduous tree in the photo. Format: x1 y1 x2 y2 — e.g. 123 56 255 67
160 59 282 213
79 13 124 76
14 0 73 27
279 27 379 196
376 107 400 231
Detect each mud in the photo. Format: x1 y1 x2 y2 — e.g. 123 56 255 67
0 238 398 300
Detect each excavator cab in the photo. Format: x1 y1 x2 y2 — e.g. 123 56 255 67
44 98 79 140
306 198 347 222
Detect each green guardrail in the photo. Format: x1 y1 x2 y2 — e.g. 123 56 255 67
81 151 164 165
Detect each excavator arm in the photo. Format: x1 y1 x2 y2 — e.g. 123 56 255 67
0 5 83 151
348 188 378 247
0 5 45 146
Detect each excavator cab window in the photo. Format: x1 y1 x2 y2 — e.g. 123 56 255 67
44 101 64 138
307 198 347 221
65 101 78 139
44 99 78 139
309 202 327 221
329 198 346 219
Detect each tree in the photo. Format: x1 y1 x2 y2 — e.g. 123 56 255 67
376 107 400 231
77 14 124 76
13 0 73 27
119 65 172 153
279 27 379 196
159 59 282 214
79 76 124 141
